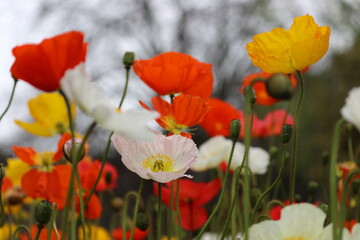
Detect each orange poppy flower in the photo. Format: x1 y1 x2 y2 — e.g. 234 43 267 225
11 31 87 92
112 228 148 240
141 94 210 138
12 146 71 209
241 71 297 105
20 225 61 240
76 192 102 220
199 98 241 137
133 52 214 98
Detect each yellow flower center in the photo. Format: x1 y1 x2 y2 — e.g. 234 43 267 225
35 152 55 172
142 154 174 173
162 115 188 135
283 237 305 240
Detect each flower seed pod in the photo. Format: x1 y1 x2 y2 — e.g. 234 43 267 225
135 211 149 231
35 200 53 226
123 51 135 69
265 74 294 100
111 197 124 212
63 138 85 163
229 119 241 141
281 124 293 144
308 181 319 195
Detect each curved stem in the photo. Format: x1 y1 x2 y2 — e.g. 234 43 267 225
129 179 145 240
289 71 305 203
250 143 288 225
12 225 32 240
122 191 138 240
195 139 237 240
330 118 346 240
118 67 130 109
0 78 18 124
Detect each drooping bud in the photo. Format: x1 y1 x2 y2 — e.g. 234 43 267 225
0 164 5 182
265 74 293 100
123 51 135 69
136 211 149 231
111 197 124 212
268 146 278 158
5 186 26 205
281 124 293 144
229 119 241 141
321 151 330 166
63 138 85 163
295 194 302 203
35 200 53 226
250 188 263 211
308 181 319 195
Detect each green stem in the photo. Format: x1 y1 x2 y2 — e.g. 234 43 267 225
330 118 346 240
175 179 182 240
118 67 131 109
129 179 145 240
157 182 162 240
122 192 137 240
289 71 305 204
47 203 58 240
12 225 32 240
75 166 87 240
339 168 360 238
168 181 175 240
347 126 355 162
266 200 285 212
0 181 5 227
250 143 287 225
195 139 237 240
34 225 44 240
0 78 17 124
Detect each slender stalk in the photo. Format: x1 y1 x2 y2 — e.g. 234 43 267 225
47 203 58 240
0 181 5 227
34 225 44 240
175 179 182 240
289 71 305 203
157 183 162 240
12 225 32 240
75 167 87 240
129 179 145 240
118 67 131 109
195 139 237 240
122 192 137 240
168 181 175 240
0 78 18 123
330 118 346 240
347 126 355 162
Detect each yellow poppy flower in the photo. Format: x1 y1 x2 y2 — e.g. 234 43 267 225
78 225 111 240
246 14 330 73
5 158 30 186
14 92 76 136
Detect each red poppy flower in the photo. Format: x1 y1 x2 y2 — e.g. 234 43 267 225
78 158 118 192
112 228 148 240
11 31 87 92
199 98 241 137
12 146 71 209
140 94 210 138
20 225 61 240
1 177 13 193
239 109 294 138
154 178 221 231
133 52 214 98
241 71 297 106
76 192 102 220
337 161 360 205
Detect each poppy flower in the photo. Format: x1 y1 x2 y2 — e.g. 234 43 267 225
154 178 221 231
320 223 360 240
341 86 360 132
14 93 76 137
78 225 111 240
199 98 241 137
60 63 158 141
76 191 102 220
337 161 360 206
111 132 198 183
247 203 326 240
140 94 210 138
239 109 294 138
112 227 148 240
11 31 87 92
241 71 297 105
12 146 71 209
246 14 330 73
133 52 214 98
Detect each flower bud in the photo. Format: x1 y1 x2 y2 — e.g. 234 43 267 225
0 164 5 182
63 138 85 163
229 119 241 141
123 51 135 69
308 181 319 195
35 200 53 225
281 124 293 144
265 74 293 100
250 188 263 211
5 186 26 205
111 197 123 212
268 146 278 158
136 211 149 231
318 202 329 216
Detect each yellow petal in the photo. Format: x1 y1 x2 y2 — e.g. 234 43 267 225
78 225 111 240
14 120 52 137
288 14 320 42
6 158 30 186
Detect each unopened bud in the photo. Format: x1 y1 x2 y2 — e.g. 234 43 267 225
269 146 278 158
265 74 293 100
0 164 5 181
250 188 263 211
281 124 293 144
111 197 123 212
136 211 149 231
351 179 360 195
123 52 135 69
295 194 302 203
308 181 319 195
244 86 256 104
321 151 330 166
318 202 329 216
5 186 26 205
63 138 85 163
229 119 241 141
35 200 53 225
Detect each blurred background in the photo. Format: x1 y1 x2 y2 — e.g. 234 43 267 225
0 0 360 200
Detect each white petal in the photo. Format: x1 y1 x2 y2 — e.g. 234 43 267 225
341 86 360 132
319 224 351 240
248 147 270 175
246 220 282 240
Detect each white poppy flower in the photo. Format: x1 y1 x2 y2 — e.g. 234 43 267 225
245 203 326 240
341 86 360 132
111 132 198 183
60 63 157 141
319 223 360 240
